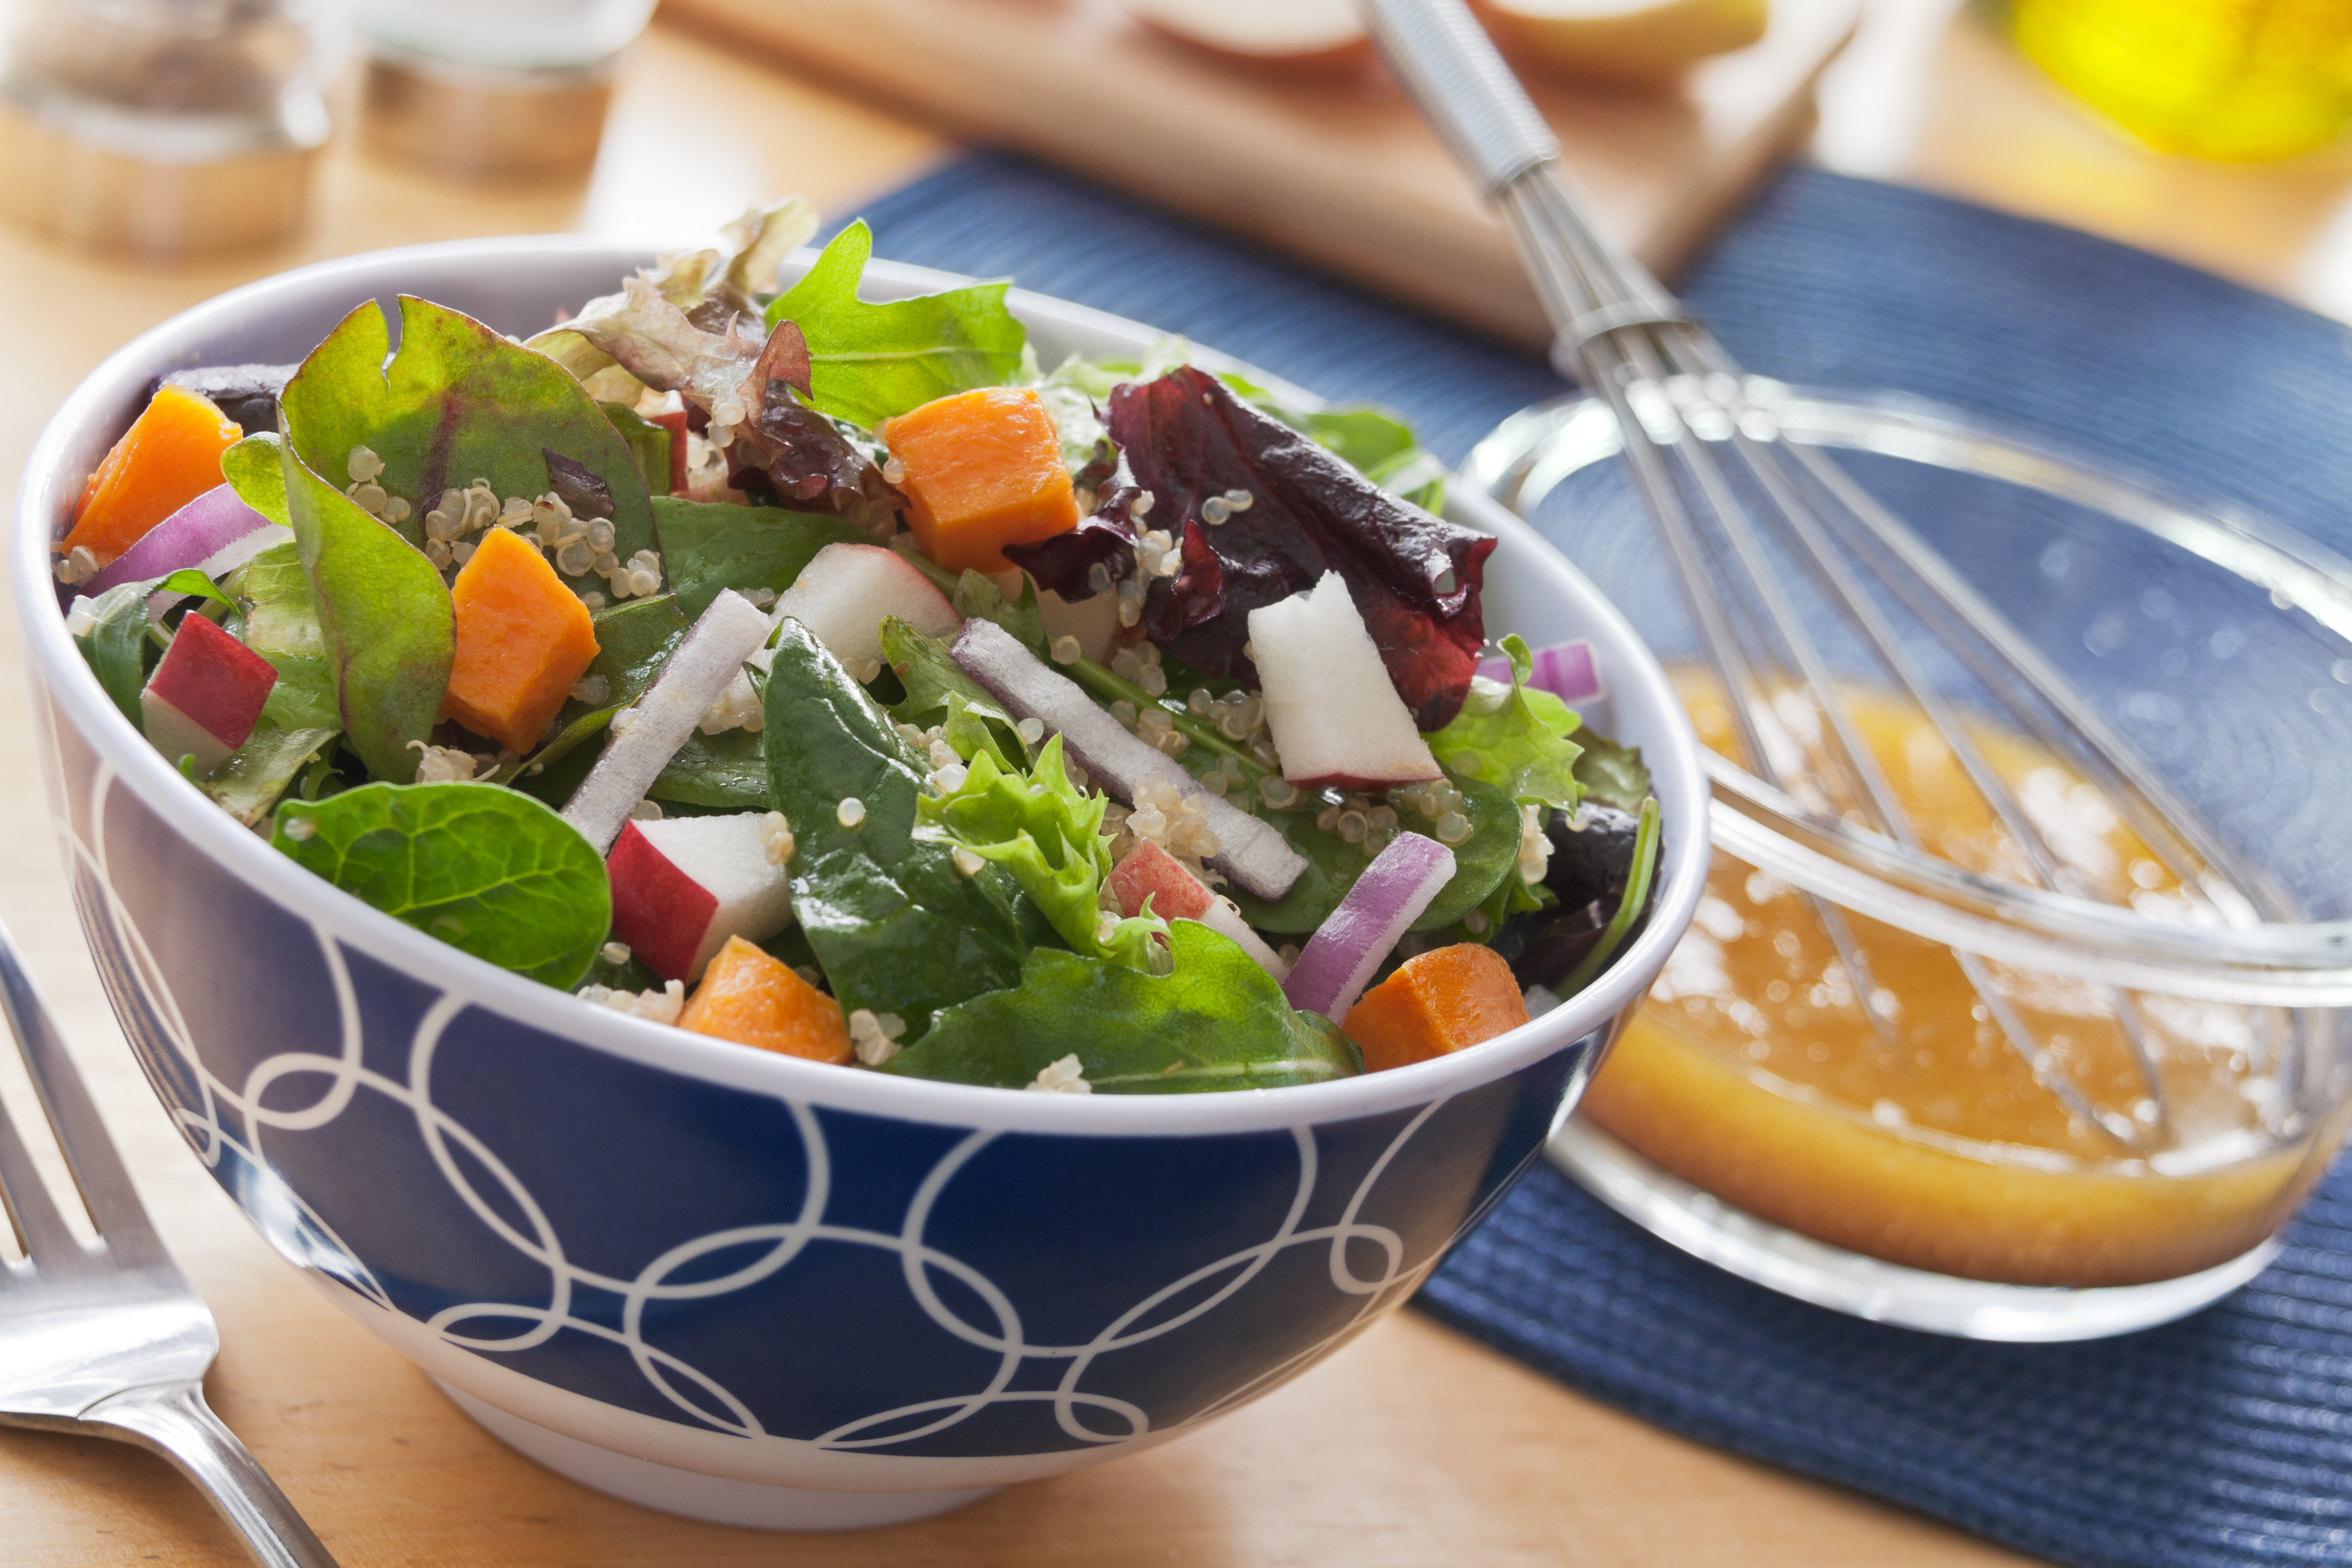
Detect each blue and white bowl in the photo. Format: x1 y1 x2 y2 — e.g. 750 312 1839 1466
14 241 1708 1531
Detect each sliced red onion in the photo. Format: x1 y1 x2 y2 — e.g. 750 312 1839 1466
951 618 1307 901
1476 639 1602 706
84 484 289 613
562 589 772 853
1281 831 1456 1019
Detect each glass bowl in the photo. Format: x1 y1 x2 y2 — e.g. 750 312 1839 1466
1467 380 2352 1341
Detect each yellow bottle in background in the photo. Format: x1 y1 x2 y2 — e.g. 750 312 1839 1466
2000 0 2352 162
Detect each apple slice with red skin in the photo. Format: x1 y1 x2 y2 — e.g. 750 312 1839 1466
607 812 795 983
1248 571 1441 792
140 611 277 776
1109 839 1292 979
771 541 960 673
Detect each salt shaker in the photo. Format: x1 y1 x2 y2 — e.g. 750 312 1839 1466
0 0 336 252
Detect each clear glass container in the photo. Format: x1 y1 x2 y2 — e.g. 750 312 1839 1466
349 0 656 179
0 0 336 249
1468 383 2352 1341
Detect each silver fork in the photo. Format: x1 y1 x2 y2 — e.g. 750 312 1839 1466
0 919 338 1567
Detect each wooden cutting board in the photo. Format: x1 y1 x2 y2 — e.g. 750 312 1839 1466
661 0 1861 346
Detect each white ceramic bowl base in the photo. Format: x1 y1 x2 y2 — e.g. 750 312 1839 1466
438 1384 1000 1529
18 239 1709 1529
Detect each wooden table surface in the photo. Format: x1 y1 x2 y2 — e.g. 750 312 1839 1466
4 5 2348 1563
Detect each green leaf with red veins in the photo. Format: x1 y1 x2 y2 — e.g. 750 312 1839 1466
277 296 656 594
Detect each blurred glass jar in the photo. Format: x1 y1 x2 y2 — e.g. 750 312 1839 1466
350 0 657 180
0 0 336 251
1994 0 2352 162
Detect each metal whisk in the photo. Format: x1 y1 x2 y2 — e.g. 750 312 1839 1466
1359 0 2289 1151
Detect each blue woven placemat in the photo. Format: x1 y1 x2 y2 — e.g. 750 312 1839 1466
849 151 2352 1568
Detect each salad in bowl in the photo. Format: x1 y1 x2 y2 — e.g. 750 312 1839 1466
19 208 1705 1528
51 199 1665 1089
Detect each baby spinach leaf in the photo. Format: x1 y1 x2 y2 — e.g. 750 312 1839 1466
205 718 339 826
879 617 1027 774
651 496 864 620
219 433 290 527
223 540 339 732
883 922 1354 1093
763 221 1026 428
1571 727 1652 815
70 582 159 727
652 727 769 809
273 781 611 988
277 296 656 594
762 618 1031 1034
918 737 1164 971
277 429 454 782
1230 772 1521 935
1427 634 1584 813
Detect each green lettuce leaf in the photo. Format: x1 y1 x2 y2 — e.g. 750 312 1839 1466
222 540 338 732
1571 727 1653 815
277 296 656 593
763 221 1027 428
272 781 610 988
761 617 1032 1035
651 496 864 620
883 922 1354 1093
1426 634 1584 813
918 737 1164 971
276 429 454 782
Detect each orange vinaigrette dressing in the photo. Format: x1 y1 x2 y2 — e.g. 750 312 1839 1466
1580 682 2340 1287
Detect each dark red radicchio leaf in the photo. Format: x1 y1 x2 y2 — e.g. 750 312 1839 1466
1106 366 1494 729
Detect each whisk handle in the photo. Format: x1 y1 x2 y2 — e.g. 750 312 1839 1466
1356 0 1559 195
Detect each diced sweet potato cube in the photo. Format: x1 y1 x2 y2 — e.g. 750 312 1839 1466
678 935 853 1064
61 384 244 568
882 386 1080 574
1342 944 1529 1073
440 526 600 754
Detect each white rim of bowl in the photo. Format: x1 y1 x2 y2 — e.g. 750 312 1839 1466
15 235 1710 1137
